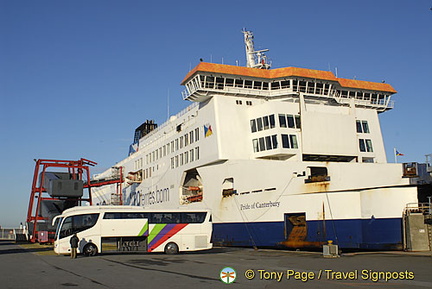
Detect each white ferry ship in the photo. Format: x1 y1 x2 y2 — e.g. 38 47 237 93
93 31 420 250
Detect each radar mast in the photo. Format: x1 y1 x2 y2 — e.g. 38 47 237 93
242 29 271 69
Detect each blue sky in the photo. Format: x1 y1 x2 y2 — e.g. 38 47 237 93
1 0 431 227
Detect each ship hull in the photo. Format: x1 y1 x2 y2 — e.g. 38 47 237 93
213 217 403 250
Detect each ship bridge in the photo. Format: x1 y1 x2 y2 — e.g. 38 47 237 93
181 62 396 112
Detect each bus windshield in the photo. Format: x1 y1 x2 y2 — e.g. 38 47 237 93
54 217 63 240
59 213 99 239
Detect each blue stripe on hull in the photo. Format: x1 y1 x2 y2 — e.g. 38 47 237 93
212 218 403 250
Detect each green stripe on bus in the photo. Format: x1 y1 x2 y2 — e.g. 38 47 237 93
138 222 149 236
147 224 166 243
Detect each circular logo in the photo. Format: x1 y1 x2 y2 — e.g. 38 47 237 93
220 267 236 284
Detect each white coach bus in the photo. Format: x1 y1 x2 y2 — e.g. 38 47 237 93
52 206 212 256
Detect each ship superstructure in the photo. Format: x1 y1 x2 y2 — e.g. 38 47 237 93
93 31 419 250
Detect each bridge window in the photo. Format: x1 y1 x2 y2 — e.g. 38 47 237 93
271 81 280 90
279 114 301 129
244 80 253 88
226 78 234 87
250 119 257 133
356 120 370 133
359 139 373 152
235 79 243 88
281 134 298 149
253 134 278 152
281 80 290 89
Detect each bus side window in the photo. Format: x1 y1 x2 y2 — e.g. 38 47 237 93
181 212 206 223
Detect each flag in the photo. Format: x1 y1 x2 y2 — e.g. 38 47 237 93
396 150 404 156
204 124 213 137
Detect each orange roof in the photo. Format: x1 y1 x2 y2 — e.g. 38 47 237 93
181 62 396 93
337 78 396 93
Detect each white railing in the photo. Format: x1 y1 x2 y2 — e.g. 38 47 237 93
183 78 394 111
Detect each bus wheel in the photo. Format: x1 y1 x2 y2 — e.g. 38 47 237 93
83 243 98 257
164 242 179 254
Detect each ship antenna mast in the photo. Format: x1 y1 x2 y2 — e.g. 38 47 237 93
242 29 271 69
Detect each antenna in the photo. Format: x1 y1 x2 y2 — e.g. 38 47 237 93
241 29 271 69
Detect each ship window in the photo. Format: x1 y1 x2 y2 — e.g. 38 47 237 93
290 135 298 149
236 100 242 105
272 135 278 149
356 91 363 99
263 116 269 130
205 76 214 89
226 78 234 87
184 134 189 146
307 82 315 93
269 114 275 128
365 139 373 152
253 81 262 89
235 79 243 88
279 114 287 128
195 147 200 160
299 81 307 92
215 77 224 89
190 149 194 162
364 93 370 100
184 151 189 164
281 80 290 89
195 128 199 142
262 82 269 90
246 101 252 106
180 136 184 149
199 75 205 87
287 115 295 128
341 90 348 98
189 131 194 144
316 83 323 94
295 115 301 129
259 137 265 151
362 121 370 133
349 91 356 98
282 134 289 148
359 139 373 152
359 139 366 152
292 80 298 91
265 136 272 150
362 157 374 163
271 81 280 90
244 80 253 89
175 156 179 168
257 118 263 131
180 153 184 166
282 134 298 149
356 120 370 133
323 83 330 95
356 121 362 133
250 119 257 133
253 139 259 152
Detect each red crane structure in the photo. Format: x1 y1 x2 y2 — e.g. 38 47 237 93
26 158 123 243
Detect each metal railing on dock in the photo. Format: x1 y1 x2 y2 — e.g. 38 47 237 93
0 229 26 241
